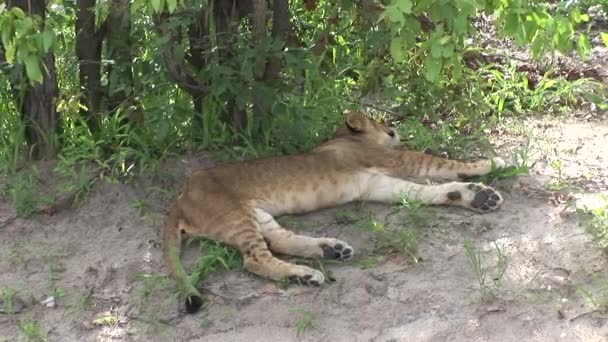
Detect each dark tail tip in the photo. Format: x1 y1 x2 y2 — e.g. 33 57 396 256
184 295 204 313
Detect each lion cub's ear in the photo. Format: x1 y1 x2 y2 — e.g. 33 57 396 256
345 110 368 132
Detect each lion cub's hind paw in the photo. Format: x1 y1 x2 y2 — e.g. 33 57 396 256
467 183 503 212
491 157 507 169
321 240 354 260
289 268 325 286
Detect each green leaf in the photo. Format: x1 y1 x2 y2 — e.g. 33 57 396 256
424 56 442 83
530 34 544 58
150 0 162 13
41 30 53 52
166 0 177 13
453 15 468 34
451 57 462 80
442 43 454 58
5 43 15 63
10 7 25 19
396 0 412 14
601 32 608 47
570 8 582 23
384 5 404 24
24 55 43 83
439 35 451 45
390 37 405 61
431 42 443 58
576 34 591 58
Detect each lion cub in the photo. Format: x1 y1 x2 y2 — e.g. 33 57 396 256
164 110 505 312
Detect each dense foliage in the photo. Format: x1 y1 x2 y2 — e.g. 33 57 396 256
0 0 607 175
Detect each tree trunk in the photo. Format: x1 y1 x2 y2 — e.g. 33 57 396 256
215 0 246 130
7 0 59 160
106 0 133 117
187 7 211 133
76 0 105 132
264 0 290 82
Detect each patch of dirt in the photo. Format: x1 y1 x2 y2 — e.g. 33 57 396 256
1 119 608 341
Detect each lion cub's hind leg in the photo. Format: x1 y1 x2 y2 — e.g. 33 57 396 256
227 211 327 286
254 209 354 260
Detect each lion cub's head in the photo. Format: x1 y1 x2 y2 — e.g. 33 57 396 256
334 110 400 147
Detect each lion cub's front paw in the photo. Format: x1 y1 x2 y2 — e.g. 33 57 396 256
466 183 503 212
320 239 354 260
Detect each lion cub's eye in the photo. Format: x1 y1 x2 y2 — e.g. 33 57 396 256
388 130 395 137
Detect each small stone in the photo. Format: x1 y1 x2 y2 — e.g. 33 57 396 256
40 296 56 308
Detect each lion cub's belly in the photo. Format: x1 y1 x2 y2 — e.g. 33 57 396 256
255 172 374 216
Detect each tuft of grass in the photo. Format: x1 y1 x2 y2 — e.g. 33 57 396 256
0 287 18 314
359 255 385 269
578 198 608 256
463 240 509 302
291 308 316 337
183 238 243 294
17 320 46 342
467 139 535 184
130 199 146 216
66 292 92 314
10 172 38 217
134 273 172 301
356 215 420 263
576 272 608 313
92 313 118 326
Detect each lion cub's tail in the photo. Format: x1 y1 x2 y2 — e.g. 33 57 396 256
164 204 204 313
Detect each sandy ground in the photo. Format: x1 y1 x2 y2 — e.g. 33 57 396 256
1 113 608 342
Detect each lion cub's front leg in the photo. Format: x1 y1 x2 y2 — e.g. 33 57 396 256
391 150 506 180
361 175 503 212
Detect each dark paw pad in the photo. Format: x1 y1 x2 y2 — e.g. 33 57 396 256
321 242 354 260
469 184 502 212
289 275 321 286
184 295 204 314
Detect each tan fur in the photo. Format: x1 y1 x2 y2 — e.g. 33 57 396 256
164 110 506 311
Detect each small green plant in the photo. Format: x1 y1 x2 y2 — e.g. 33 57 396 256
359 255 385 269
463 240 509 302
469 140 534 183
48 263 65 282
547 159 567 191
135 273 171 300
291 308 316 337
130 199 146 216
199 317 212 329
578 199 608 256
398 195 435 229
185 238 242 293
0 287 17 314
335 208 358 224
10 172 38 217
92 313 118 326
55 166 97 205
17 320 46 342
66 293 92 313
355 215 420 263
378 228 420 263
576 273 608 313
396 118 487 160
